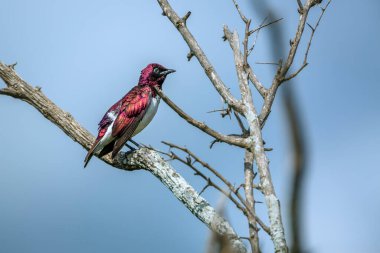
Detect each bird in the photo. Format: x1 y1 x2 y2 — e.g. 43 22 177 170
84 63 175 167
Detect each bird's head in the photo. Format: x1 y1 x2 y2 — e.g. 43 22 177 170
138 63 175 88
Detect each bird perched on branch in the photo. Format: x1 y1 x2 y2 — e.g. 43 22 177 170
84 63 175 167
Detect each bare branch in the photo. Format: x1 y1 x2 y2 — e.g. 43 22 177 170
154 86 249 148
259 0 331 126
246 66 267 97
225 14 270 108
244 150 260 253
281 1 313 76
223 24 287 251
248 18 284 36
248 16 268 56
234 111 247 134
232 0 249 23
243 19 252 67
0 61 247 253
163 141 237 193
282 62 308 82
223 26 254 112
186 51 194 61
297 0 304 13
231 2 270 99
255 62 279 65
7 62 17 69
304 1 331 65
182 11 191 25
162 141 271 235
226 28 288 251
207 107 232 119
284 0 331 83
239 16 283 99
157 0 244 114
259 59 283 127
162 149 247 216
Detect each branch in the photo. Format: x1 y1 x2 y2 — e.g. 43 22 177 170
305 2 331 62
232 0 248 23
234 111 247 134
282 63 308 82
222 26 254 114
159 149 247 216
246 66 267 97
296 0 304 13
231 0 268 99
223 25 287 252
0 62 247 253
284 0 331 83
244 150 260 253
259 0 331 125
248 18 284 36
162 141 271 235
154 86 249 148
157 0 244 114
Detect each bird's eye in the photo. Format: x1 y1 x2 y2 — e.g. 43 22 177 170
153 67 160 74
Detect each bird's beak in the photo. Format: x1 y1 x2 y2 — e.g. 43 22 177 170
160 69 176 76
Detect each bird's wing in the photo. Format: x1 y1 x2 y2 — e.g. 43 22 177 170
83 100 121 167
96 100 121 140
111 85 152 158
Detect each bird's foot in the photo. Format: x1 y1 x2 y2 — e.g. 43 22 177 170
124 143 136 151
129 138 142 148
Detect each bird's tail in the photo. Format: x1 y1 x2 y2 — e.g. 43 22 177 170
84 141 99 168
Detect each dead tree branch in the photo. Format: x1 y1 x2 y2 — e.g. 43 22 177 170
244 150 260 253
0 62 247 253
227 2 290 251
259 0 331 125
161 141 271 235
154 87 249 148
157 0 244 114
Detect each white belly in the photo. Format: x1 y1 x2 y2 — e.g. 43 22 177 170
133 97 160 136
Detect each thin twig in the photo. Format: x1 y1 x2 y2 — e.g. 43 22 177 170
259 0 331 126
282 63 308 82
255 62 279 65
248 18 283 36
234 111 247 134
246 66 267 97
248 16 268 56
304 1 331 65
284 0 331 82
231 0 268 98
207 107 232 119
232 0 248 23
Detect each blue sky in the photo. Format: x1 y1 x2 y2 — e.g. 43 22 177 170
1 1 379 253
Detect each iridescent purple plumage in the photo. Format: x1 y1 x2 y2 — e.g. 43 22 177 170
84 63 175 167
